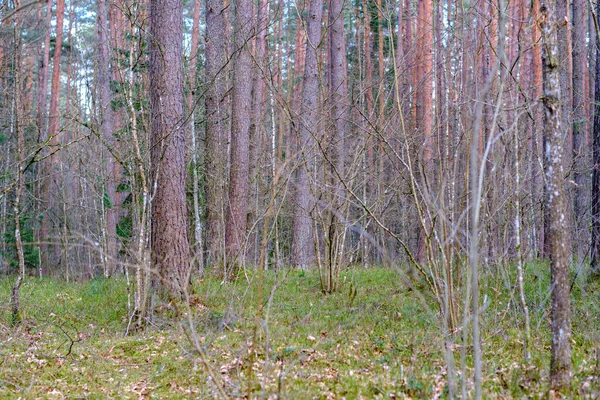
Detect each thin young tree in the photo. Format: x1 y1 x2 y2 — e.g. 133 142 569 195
186 0 203 273
149 0 190 298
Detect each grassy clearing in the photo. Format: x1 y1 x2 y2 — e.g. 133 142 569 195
0 264 599 398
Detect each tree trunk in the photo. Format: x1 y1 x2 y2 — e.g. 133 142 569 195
292 0 324 270
149 0 190 299
571 0 587 255
247 0 269 267
11 7 25 323
205 0 228 268
415 0 434 263
97 0 118 276
36 0 52 140
540 0 573 391
591 0 600 274
40 0 65 274
324 0 347 291
225 0 254 270
187 0 203 273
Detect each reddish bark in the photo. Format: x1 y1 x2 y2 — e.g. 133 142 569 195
415 0 433 263
149 0 190 298
225 0 254 267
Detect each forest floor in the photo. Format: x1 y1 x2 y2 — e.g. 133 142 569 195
0 264 599 399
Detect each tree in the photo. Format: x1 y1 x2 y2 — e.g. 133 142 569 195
247 0 269 266
322 0 347 292
572 0 587 253
225 0 254 269
415 0 434 263
205 0 228 269
540 0 572 391
186 0 203 273
97 0 118 275
40 0 65 275
592 0 600 275
149 0 190 298
292 0 324 270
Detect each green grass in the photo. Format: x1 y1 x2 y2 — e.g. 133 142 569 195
0 264 599 398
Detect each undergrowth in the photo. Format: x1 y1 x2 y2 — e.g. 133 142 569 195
0 263 598 398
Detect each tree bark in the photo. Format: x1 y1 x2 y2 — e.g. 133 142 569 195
540 0 572 391
97 0 118 276
187 0 203 273
40 0 65 274
415 0 434 263
292 0 324 270
36 0 52 140
225 0 254 268
247 0 269 266
591 0 600 274
571 0 587 254
205 0 228 268
149 0 190 299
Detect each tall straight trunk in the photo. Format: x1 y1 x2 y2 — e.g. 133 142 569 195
225 0 254 268
556 0 572 227
292 0 323 270
205 0 228 268
149 0 190 298
591 0 600 274
34 1 50 276
11 7 25 323
247 0 269 266
187 0 203 273
572 0 587 254
324 0 347 290
540 0 573 391
532 0 546 258
40 0 65 274
415 0 433 263
36 0 52 139
97 0 118 276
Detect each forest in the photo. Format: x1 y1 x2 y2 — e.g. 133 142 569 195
0 0 599 397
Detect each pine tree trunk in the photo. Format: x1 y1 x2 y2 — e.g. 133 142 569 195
415 0 433 263
97 0 118 276
292 0 324 270
40 0 65 274
149 0 190 299
205 0 228 268
225 0 254 270
590 0 600 274
247 0 269 267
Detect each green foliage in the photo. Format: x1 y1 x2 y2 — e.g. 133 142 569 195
2 213 39 271
103 188 113 209
116 215 133 240
0 266 598 397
